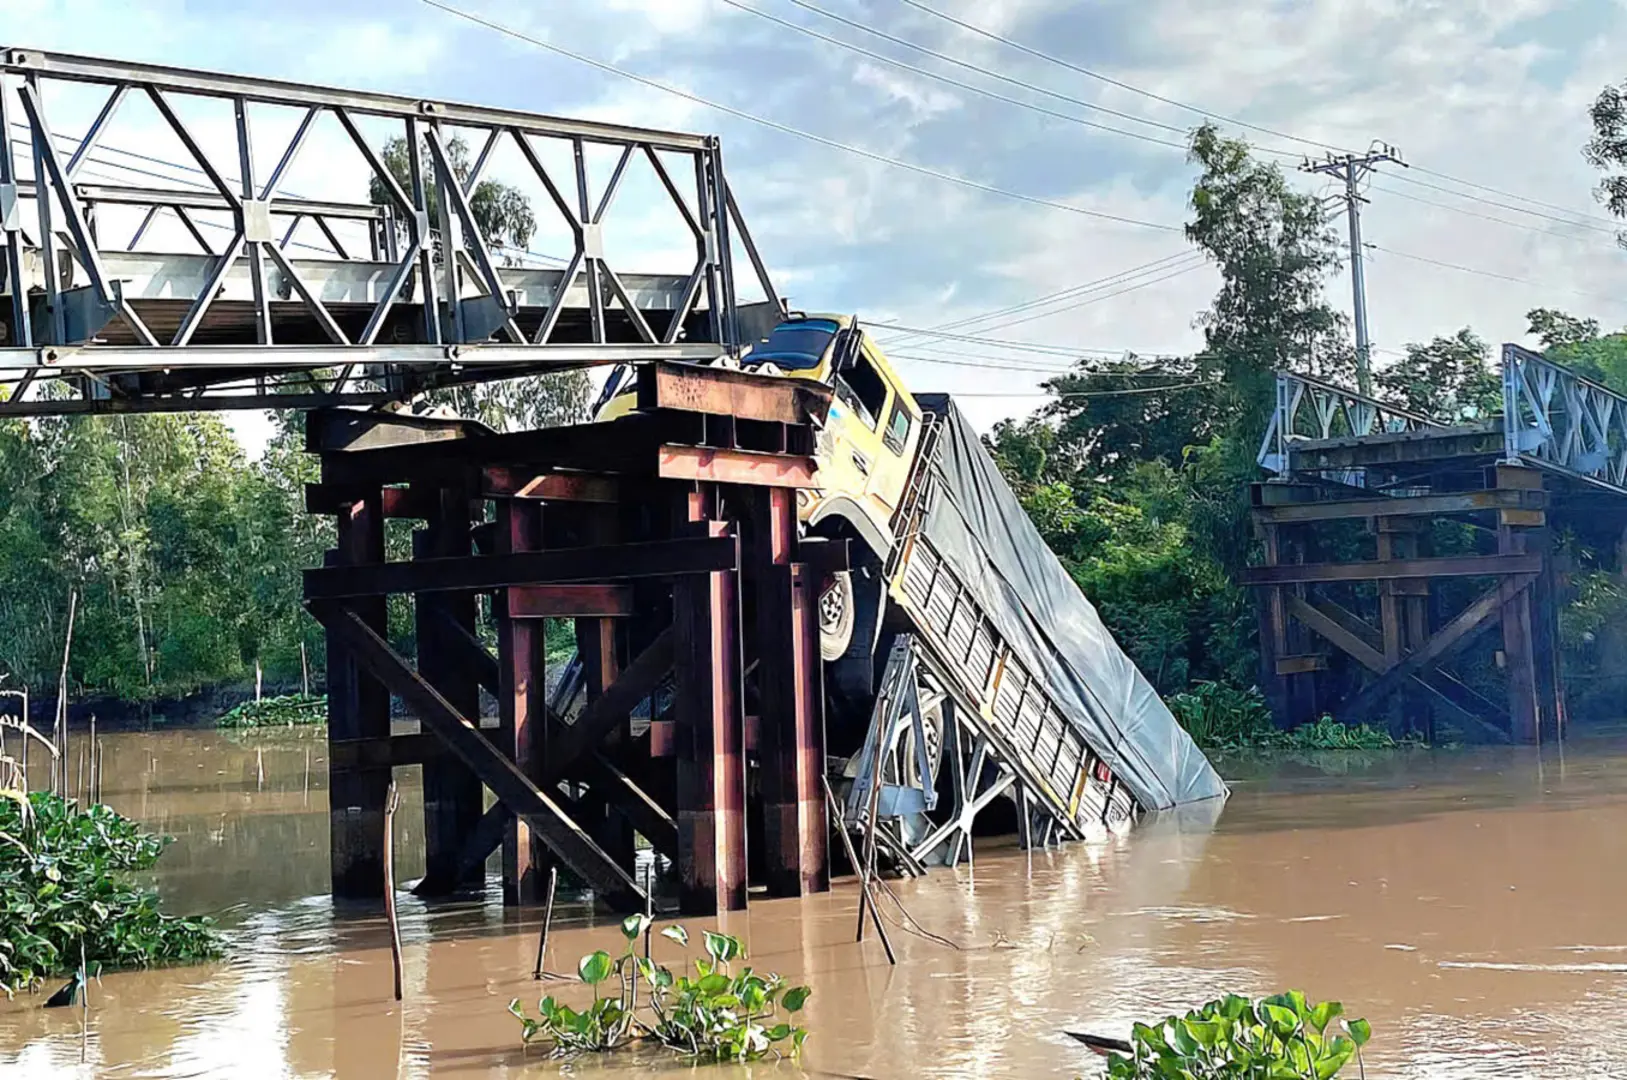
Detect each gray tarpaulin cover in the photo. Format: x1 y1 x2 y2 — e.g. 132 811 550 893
915 395 1227 811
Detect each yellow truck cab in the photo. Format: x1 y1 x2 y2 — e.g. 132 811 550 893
594 313 923 674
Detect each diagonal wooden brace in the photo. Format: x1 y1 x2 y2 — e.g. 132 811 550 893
1340 575 1533 723
542 629 673 786
308 600 643 903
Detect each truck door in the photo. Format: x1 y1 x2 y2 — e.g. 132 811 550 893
829 338 914 531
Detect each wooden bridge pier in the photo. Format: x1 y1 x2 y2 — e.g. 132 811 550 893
303 364 836 914
1247 463 1565 745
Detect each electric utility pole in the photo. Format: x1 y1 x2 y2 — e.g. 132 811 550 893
1302 143 1406 397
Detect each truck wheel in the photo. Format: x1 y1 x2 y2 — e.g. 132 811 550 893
901 698 945 789
818 571 856 662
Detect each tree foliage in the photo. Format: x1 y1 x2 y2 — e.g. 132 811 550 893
371 134 537 253
1375 328 1501 423
1525 307 1627 393
368 134 590 432
1585 80 1627 243
0 413 323 701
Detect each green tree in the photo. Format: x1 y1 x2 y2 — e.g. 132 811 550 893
1585 80 1627 244
1525 308 1627 393
368 134 589 431
1376 328 1502 423
1527 307 1600 350
371 134 537 255
1185 122 1351 430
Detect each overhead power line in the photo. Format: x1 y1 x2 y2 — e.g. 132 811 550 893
875 251 1205 348
1366 242 1626 304
939 258 1208 338
894 249 1196 335
1407 163 1627 229
893 0 1627 243
418 0 1182 232
931 382 1212 398
1382 170 1620 235
893 0 1350 156
1372 181 1621 249
735 0 1190 145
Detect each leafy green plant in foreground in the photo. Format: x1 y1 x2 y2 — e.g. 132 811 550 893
0 790 222 995
509 917 811 1062
1101 992 1370 1079
215 693 326 729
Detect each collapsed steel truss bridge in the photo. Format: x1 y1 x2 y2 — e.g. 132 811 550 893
1251 347 1627 743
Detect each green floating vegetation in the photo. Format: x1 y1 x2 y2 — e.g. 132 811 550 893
215 693 327 729
0 790 222 995
510 918 811 1062
1102 992 1371 1079
1170 682 1411 752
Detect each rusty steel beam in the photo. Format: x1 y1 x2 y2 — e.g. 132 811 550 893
636 360 831 425
482 467 621 502
754 488 828 898
434 609 502 697
1286 596 1385 672
506 584 634 618
413 502 487 897
1240 552 1542 586
308 602 644 903
542 629 674 786
585 753 678 858
657 444 819 488
320 412 701 488
306 407 490 454
495 499 550 905
1254 488 1546 524
326 493 391 901
304 535 739 598
306 483 443 518
672 512 748 914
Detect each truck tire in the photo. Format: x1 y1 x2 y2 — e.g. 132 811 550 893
818 571 856 662
900 697 945 789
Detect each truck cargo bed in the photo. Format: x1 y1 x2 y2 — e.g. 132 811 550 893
884 396 1225 838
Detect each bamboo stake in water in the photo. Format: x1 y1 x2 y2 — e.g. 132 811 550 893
55 591 78 798
532 866 559 980
79 939 89 1063
383 780 403 1002
820 774 896 965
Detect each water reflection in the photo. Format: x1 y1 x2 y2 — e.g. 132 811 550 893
3 728 1627 1077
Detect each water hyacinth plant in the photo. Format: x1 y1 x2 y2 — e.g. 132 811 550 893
1101 992 1370 1079
0 790 222 995
215 693 326 729
509 916 811 1062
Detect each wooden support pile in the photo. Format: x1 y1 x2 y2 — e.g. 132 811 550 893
303 363 837 914
1247 464 1565 743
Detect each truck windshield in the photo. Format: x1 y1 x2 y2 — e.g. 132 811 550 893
746 319 839 371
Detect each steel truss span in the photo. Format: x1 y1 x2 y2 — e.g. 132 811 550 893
0 48 783 416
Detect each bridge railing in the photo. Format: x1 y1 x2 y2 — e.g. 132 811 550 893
1502 343 1627 491
1257 370 1442 475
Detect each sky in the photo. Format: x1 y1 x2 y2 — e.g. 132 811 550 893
5 0 1627 450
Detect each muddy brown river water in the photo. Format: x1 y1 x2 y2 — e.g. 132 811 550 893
4 726 1627 1078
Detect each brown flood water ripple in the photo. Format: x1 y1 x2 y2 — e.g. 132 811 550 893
4 727 1627 1078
